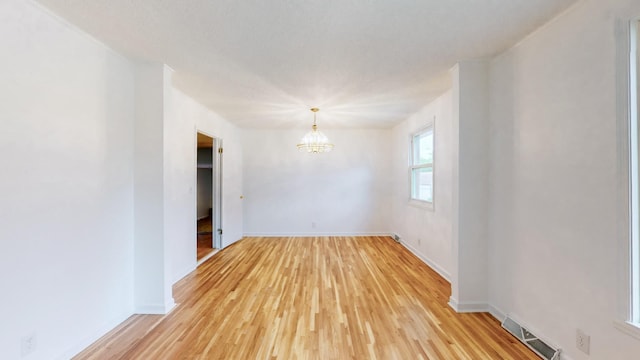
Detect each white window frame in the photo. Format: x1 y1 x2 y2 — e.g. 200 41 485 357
409 120 435 209
632 18 640 327
615 16 640 341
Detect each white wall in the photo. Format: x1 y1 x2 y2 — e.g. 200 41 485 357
450 61 490 312
0 1 245 357
168 88 244 283
133 63 175 314
391 91 454 280
0 0 135 358
10 0 640 359
243 129 391 235
488 0 640 358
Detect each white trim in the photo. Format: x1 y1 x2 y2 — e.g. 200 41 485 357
216 137 224 250
58 311 132 360
197 249 219 266
448 297 489 313
614 320 640 341
409 120 435 206
135 299 176 315
448 297 460 311
408 198 435 211
630 17 640 325
194 128 224 258
488 304 507 322
615 16 640 332
242 232 394 237
172 262 197 284
401 239 451 281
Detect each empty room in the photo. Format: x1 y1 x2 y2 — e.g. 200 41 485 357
2 0 640 359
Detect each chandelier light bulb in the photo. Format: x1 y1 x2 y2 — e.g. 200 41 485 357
296 108 334 153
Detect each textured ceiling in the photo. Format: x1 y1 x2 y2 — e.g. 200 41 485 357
36 0 577 128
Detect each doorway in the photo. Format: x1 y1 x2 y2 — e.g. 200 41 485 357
196 132 222 263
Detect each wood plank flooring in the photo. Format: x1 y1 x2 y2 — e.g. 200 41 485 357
197 233 214 261
74 236 537 359
197 217 214 261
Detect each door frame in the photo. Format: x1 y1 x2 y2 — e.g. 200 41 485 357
195 129 223 263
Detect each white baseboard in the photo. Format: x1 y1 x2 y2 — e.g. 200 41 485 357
135 298 176 315
197 249 219 266
400 240 451 282
488 304 507 322
448 297 489 313
242 232 394 237
58 310 132 360
173 262 197 284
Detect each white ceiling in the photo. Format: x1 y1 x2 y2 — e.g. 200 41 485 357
36 0 577 129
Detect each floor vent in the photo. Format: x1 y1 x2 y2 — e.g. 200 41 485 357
501 317 560 360
392 234 401 242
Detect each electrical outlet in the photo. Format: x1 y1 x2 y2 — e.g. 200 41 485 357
311 222 316 228
21 333 37 357
417 238 421 246
576 329 590 355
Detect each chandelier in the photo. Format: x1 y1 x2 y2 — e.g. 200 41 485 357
296 108 334 153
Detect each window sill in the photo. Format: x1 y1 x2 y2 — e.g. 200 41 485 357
409 199 434 211
614 320 640 341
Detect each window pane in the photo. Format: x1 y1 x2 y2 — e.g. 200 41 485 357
411 167 433 202
413 128 433 165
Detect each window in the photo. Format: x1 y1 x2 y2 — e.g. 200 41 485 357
410 124 434 204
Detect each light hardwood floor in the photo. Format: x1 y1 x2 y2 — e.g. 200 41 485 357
74 236 537 359
197 216 214 261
